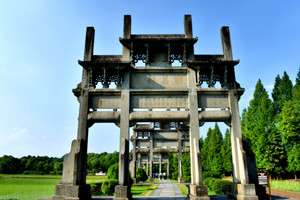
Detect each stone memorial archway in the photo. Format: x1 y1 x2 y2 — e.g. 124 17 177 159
52 15 258 200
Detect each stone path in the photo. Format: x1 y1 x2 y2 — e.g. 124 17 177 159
152 179 184 198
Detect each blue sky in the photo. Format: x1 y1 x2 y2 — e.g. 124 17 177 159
0 0 299 158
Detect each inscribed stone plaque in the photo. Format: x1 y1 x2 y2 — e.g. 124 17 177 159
131 96 187 108
199 95 228 109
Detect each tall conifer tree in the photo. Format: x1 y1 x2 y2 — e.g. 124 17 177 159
241 79 273 167
221 129 232 175
278 69 300 180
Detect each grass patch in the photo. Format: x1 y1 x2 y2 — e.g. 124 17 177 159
0 174 108 200
153 179 160 183
177 184 188 196
131 184 159 196
268 180 300 193
86 175 108 184
0 174 61 200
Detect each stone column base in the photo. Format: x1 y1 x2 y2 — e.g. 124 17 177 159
149 177 154 183
52 184 91 200
189 184 210 200
114 185 132 200
178 177 184 183
133 178 137 184
228 183 258 200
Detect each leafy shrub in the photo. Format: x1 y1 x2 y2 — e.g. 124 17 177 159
107 163 119 180
90 182 102 194
101 179 118 195
136 167 148 182
211 179 230 195
209 178 218 189
203 177 230 195
203 177 214 187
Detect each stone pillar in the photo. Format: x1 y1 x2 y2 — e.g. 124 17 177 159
159 154 162 174
132 131 137 184
186 15 209 199
52 27 94 200
228 90 258 200
178 130 184 183
114 15 132 200
115 73 131 200
146 156 149 176
149 131 154 182
138 153 141 168
167 160 170 177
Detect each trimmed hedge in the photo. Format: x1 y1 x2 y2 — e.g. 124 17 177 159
203 177 230 195
101 179 118 195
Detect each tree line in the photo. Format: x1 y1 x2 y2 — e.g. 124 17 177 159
0 151 119 175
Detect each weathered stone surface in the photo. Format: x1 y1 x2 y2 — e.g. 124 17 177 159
52 185 90 200
54 184 66 196
237 184 257 196
229 183 258 200
114 185 131 200
190 184 209 197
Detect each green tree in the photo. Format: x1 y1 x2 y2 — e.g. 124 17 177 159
0 155 21 174
107 163 119 180
182 153 191 182
241 79 274 167
54 161 63 175
221 129 232 175
201 128 212 171
275 71 293 112
262 131 287 178
168 153 178 180
201 124 224 177
136 167 148 182
277 70 300 180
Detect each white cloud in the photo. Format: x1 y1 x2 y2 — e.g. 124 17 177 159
0 127 30 147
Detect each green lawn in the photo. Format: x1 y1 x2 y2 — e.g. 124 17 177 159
131 184 159 196
0 174 108 200
0 174 61 200
268 180 300 193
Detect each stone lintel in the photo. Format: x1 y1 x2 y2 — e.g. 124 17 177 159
114 185 132 200
119 37 198 49
88 110 232 123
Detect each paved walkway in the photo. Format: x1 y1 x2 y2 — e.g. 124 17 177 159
152 179 185 198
